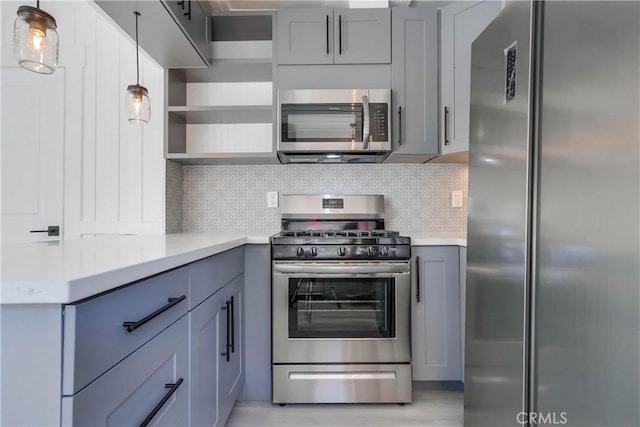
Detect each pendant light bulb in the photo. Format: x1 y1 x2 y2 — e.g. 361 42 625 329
126 11 150 124
13 1 59 74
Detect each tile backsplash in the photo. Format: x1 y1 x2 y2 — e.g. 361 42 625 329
179 164 468 235
166 160 184 234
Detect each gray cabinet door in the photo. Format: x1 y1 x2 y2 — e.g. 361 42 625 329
163 0 210 64
218 274 245 424
411 246 462 381
333 9 390 64
389 7 438 161
189 290 227 427
277 9 334 64
61 316 189 426
440 0 502 154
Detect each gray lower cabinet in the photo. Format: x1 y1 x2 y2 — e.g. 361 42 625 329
61 316 189 426
189 288 226 427
189 266 244 427
388 7 439 163
439 0 502 154
411 246 462 381
277 8 390 65
218 274 244 423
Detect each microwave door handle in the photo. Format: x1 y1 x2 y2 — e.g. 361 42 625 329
362 95 370 150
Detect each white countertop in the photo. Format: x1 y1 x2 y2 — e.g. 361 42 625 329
1 231 464 305
1 233 270 305
404 232 467 247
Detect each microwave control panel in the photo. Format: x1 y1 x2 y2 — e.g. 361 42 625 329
369 103 389 141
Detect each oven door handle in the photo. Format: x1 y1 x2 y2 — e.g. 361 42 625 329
273 264 409 275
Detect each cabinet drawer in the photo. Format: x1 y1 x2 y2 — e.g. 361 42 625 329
189 246 244 310
62 267 189 395
62 316 189 427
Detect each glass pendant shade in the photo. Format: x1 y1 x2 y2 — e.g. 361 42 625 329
126 84 151 124
14 5 58 74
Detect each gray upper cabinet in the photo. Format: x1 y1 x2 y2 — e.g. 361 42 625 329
95 0 210 68
277 8 390 65
440 1 502 154
333 9 390 64
387 7 439 163
277 9 334 65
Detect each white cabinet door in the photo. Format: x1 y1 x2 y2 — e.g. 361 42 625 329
412 246 462 381
440 1 502 154
1 67 64 243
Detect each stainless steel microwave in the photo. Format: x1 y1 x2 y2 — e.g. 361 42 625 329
277 89 392 163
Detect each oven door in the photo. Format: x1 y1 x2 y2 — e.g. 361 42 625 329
272 261 411 364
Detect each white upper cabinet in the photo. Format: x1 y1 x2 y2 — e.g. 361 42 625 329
277 8 390 65
440 1 502 155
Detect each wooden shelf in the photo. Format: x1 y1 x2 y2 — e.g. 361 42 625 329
168 105 273 124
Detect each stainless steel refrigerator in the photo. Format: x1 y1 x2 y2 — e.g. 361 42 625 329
465 1 639 426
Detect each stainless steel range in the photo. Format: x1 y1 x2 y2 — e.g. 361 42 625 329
271 194 412 404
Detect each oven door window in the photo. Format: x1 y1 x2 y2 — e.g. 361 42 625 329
288 278 395 338
281 104 363 142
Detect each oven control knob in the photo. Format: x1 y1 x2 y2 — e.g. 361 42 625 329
379 246 389 257
337 246 347 257
311 246 318 257
296 247 305 257
366 246 378 257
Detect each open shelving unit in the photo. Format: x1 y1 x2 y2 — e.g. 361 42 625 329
165 12 279 165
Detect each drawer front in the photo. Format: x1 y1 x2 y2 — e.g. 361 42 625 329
189 246 244 310
62 316 189 427
63 266 189 395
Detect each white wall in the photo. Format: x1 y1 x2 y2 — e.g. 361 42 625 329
1 0 165 238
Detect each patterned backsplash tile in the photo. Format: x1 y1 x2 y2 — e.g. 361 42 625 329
165 160 184 234
179 164 468 235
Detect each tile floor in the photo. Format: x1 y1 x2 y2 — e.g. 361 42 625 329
226 387 463 427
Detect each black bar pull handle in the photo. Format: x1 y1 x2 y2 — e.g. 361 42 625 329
338 15 342 55
184 0 191 20
221 301 231 362
30 225 60 236
415 256 421 303
444 106 450 145
139 378 184 427
326 15 330 55
177 0 185 10
398 106 403 146
123 295 186 333
230 296 235 353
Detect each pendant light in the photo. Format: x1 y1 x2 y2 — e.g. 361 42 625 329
13 0 59 74
126 11 150 124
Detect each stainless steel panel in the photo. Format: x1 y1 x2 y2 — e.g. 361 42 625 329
465 2 533 425
535 2 640 426
277 89 391 155
272 261 411 364
280 194 385 219
272 364 412 404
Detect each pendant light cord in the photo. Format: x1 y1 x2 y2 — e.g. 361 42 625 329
134 11 140 86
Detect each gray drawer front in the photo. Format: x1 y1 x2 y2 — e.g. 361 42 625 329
189 246 244 310
62 316 189 426
63 267 189 395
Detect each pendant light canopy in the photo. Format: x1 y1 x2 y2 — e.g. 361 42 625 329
126 11 150 124
13 1 59 74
